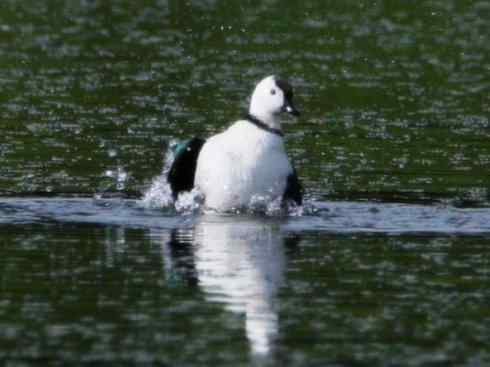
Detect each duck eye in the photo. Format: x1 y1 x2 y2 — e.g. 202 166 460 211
270 89 276 95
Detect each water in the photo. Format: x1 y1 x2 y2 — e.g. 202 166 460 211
1 0 490 365
2 198 490 366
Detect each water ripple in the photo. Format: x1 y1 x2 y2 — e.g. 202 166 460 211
1 198 490 236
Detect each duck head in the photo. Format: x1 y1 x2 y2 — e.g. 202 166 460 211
248 75 300 129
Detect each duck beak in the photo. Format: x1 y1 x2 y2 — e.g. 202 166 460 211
284 102 300 117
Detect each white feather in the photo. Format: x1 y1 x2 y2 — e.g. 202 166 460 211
194 120 292 211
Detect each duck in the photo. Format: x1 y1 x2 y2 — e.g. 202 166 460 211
167 75 302 211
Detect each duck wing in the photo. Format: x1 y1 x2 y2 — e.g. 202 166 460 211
283 167 303 206
168 137 206 200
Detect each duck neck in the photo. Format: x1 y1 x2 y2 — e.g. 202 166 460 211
247 105 281 129
245 113 284 137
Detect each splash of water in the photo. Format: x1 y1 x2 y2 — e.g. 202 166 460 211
248 194 311 217
141 142 208 215
105 167 128 190
174 188 204 214
141 141 177 209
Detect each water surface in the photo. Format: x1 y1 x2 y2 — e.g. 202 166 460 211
2 198 490 365
1 0 490 365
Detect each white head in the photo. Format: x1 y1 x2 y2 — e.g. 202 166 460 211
248 75 300 129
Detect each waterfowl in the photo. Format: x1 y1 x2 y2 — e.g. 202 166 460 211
168 75 302 211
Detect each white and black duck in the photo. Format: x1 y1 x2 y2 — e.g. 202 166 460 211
168 75 302 211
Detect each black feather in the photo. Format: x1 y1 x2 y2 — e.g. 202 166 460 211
276 79 293 101
167 138 206 200
283 168 303 206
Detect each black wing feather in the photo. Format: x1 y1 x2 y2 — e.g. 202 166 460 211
167 138 206 200
283 168 303 206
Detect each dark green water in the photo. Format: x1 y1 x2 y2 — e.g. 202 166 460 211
1 214 490 366
1 0 490 365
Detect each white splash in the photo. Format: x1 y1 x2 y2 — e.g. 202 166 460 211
141 141 206 214
174 188 204 214
248 194 309 217
141 141 177 209
105 167 128 190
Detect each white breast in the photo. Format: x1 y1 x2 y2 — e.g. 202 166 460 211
194 120 292 211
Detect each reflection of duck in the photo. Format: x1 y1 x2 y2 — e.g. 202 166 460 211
162 216 300 357
162 229 199 288
194 217 285 356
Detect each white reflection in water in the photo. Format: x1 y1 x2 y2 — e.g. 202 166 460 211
159 216 290 356
194 217 285 356
103 227 128 268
